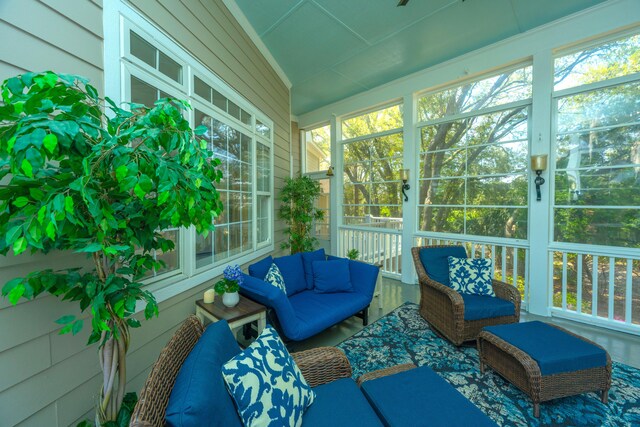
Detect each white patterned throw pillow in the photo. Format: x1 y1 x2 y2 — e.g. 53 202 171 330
447 257 495 297
221 326 315 427
264 263 287 295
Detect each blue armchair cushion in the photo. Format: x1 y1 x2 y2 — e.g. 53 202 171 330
448 257 495 296
274 253 307 296
418 246 467 287
312 259 353 293
462 294 515 321
301 248 326 289
248 255 273 280
165 321 242 427
361 366 497 427
303 378 383 426
264 263 287 294
483 321 608 375
221 326 315 427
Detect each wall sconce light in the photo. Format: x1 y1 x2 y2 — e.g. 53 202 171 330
326 166 334 177
401 169 410 202
531 154 548 202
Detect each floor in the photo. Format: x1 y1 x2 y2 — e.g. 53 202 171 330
293 276 640 369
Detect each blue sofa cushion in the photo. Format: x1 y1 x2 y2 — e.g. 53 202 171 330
264 263 287 294
248 255 273 280
222 326 315 426
483 321 608 375
165 321 242 427
274 253 307 296
361 366 497 427
462 294 515 321
448 257 495 297
313 259 352 293
419 246 467 287
303 378 383 426
301 248 326 289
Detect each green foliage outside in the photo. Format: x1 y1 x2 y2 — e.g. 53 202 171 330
279 175 324 253
0 72 223 424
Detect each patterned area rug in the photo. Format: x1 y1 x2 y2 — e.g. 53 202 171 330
336 303 640 427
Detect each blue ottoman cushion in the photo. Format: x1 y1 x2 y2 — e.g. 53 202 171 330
165 321 242 427
303 378 383 426
418 246 467 287
483 321 608 375
462 294 515 321
361 366 497 427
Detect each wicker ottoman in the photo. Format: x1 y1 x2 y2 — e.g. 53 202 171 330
478 321 611 417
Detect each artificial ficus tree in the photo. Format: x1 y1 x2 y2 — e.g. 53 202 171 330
278 175 324 254
0 72 223 425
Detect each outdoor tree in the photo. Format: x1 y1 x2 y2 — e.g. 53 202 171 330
0 72 223 425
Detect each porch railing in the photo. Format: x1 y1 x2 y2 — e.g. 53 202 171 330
338 226 402 278
414 235 530 308
550 247 640 334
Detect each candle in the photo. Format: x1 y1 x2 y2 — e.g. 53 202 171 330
203 289 215 304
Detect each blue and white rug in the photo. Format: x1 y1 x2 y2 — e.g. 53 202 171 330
337 303 640 427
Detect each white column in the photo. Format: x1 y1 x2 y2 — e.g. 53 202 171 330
330 114 341 257
528 51 554 315
401 94 418 284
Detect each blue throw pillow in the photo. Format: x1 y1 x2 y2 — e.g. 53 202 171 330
312 259 353 293
448 257 495 296
248 255 273 280
274 253 306 295
418 246 467 287
264 263 287 294
166 321 242 427
301 248 326 289
221 326 315 427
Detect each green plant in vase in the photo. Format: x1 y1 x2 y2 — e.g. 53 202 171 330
0 72 223 425
215 264 243 307
278 175 324 254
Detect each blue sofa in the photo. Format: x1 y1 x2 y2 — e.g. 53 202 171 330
130 317 497 427
240 249 379 341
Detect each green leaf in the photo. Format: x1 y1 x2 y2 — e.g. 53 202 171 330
157 191 170 205
85 84 98 100
71 319 84 335
127 318 141 328
13 236 27 255
75 243 102 253
29 188 45 201
45 222 56 240
20 159 33 177
55 315 75 325
43 133 58 154
133 183 146 200
37 206 46 224
64 196 74 214
5 225 22 244
53 194 64 212
8 283 25 305
115 165 128 182
13 196 29 208
6 77 23 95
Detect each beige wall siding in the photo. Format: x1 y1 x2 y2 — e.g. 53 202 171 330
291 121 301 176
0 0 291 425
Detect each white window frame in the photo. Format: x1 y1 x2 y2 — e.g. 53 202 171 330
104 0 275 302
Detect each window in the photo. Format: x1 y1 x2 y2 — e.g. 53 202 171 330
553 33 640 249
417 66 532 239
304 124 331 173
342 104 404 229
119 21 274 283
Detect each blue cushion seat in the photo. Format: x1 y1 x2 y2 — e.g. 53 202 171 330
418 246 467 287
462 294 515 321
361 366 497 427
302 378 383 426
483 321 608 375
312 259 352 293
165 321 242 427
301 248 326 289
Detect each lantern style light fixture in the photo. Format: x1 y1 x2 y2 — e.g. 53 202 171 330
401 169 410 202
531 154 548 202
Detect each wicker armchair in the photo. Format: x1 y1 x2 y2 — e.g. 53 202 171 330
411 245 521 346
129 316 352 427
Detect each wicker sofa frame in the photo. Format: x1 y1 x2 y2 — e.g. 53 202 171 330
478 323 611 417
129 316 352 427
411 245 522 346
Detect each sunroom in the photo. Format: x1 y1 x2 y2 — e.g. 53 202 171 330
1 0 639 426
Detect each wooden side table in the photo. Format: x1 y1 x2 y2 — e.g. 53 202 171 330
195 295 267 338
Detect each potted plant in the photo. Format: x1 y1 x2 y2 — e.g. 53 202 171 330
278 175 324 254
0 72 223 425
214 265 243 307
347 249 360 260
